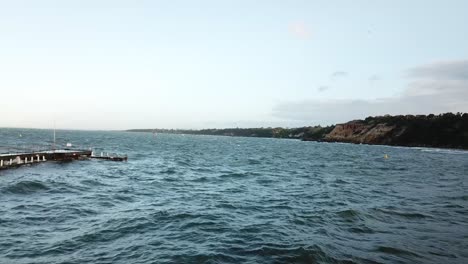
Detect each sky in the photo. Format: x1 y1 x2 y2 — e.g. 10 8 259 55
1 0 467 130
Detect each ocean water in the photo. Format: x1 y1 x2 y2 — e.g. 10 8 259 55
0 128 467 264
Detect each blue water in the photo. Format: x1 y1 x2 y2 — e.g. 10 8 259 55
0 128 467 264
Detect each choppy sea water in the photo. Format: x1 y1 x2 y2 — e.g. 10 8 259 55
0 128 467 264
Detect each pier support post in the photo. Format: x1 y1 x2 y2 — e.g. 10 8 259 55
43 156 46 161
25 157 28 163
1 160 3 167
37 155 40 162
31 156 34 163
10 159 13 165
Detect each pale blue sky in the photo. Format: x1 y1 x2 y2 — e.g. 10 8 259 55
1 0 467 129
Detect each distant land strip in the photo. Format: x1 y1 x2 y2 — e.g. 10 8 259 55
127 113 468 150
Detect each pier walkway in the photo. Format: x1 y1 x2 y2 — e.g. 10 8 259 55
0 149 92 170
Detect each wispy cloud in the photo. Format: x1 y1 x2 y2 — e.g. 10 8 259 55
272 59 468 124
331 71 347 79
317 85 329 92
289 21 311 39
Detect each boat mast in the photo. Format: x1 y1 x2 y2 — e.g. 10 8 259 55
53 122 56 150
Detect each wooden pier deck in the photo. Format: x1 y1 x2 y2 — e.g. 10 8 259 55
0 149 92 170
91 155 128 161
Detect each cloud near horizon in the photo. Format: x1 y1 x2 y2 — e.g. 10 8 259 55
272 60 468 124
407 60 468 80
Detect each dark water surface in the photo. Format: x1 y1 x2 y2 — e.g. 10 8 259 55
1 128 467 264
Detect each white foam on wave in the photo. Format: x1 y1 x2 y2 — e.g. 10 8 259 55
412 147 468 155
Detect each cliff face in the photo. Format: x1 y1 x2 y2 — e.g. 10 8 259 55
324 121 399 144
320 113 468 149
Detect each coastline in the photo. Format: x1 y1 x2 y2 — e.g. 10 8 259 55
127 113 468 150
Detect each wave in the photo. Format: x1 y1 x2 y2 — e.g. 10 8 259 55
415 147 468 155
219 172 250 179
190 176 210 182
348 226 375 234
80 179 110 187
337 209 364 222
374 208 431 219
241 244 357 264
376 246 421 257
160 167 177 174
3 180 49 194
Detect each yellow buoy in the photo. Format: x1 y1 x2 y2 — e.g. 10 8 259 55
384 154 389 159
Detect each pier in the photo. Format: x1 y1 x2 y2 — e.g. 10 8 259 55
91 152 128 161
0 149 126 170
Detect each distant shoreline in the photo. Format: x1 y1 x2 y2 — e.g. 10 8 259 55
127 113 468 150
